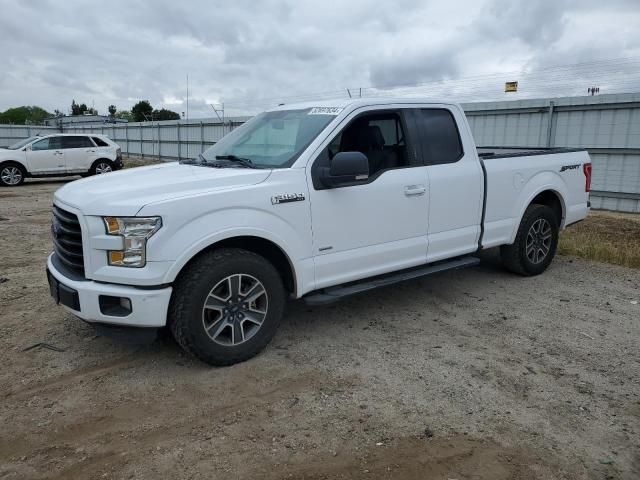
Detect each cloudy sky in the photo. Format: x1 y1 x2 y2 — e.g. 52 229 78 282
1 0 639 117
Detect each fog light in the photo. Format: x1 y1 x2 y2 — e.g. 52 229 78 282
99 295 132 317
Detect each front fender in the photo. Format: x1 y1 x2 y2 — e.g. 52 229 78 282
0 156 28 171
163 224 299 284
142 204 313 294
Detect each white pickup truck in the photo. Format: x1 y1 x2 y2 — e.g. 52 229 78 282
47 98 591 365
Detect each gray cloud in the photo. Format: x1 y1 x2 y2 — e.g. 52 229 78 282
0 0 638 117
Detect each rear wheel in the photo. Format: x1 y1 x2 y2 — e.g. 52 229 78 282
169 248 285 366
501 204 559 276
0 163 26 186
90 159 113 175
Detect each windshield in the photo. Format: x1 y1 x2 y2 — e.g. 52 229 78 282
7 136 40 150
200 108 338 168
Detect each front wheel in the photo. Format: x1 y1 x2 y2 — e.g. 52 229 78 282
0 163 26 186
501 204 559 276
168 248 285 366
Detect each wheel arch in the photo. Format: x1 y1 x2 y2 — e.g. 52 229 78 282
509 185 567 244
529 189 564 226
0 159 28 172
0 160 28 184
91 158 114 168
169 235 298 297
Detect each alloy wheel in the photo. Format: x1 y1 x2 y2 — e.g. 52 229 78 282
201 274 269 346
1 166 23 185
526 218 552 264
95 162 113 174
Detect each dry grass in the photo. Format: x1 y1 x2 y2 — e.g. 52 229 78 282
122 155 165 169
559 210 640 268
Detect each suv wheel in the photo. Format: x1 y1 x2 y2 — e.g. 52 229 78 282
501 204 559 276
91 160 113 175
169 248 285 366
0 163 26 186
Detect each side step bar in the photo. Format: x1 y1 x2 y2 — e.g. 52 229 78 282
303 256 480 306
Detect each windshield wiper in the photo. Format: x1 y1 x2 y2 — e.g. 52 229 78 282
214 155 259 169
179 154 206 165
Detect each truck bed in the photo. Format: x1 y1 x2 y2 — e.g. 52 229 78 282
477 147 591 250
477 147 586 159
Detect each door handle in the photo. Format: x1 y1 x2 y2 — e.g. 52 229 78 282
404 185 426 196
86 150 95 153
54 151 63 155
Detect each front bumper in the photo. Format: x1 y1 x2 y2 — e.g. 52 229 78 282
47 253 171 327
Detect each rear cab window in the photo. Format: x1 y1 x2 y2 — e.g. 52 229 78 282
414 109 464 165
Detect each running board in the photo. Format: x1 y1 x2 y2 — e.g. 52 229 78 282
303 256 480 306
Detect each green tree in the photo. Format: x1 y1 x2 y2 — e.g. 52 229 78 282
152 108 180 121
0 106 51 124
71 99 81 115
131 100 153 122
108 105 117 116
115 110 132 121
78 103 88 115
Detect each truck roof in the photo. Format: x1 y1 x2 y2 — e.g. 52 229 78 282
266 97 459 112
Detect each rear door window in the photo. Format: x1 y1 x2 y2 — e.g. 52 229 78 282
62 136 93 149
415 109 463 165
91 137 109 147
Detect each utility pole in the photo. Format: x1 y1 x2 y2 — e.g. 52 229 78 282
186 75 189 122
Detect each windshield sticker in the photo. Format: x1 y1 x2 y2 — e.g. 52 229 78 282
308 107 344 115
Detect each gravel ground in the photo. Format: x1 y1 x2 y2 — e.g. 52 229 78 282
1 176 639 480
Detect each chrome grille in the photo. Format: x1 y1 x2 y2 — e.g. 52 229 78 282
52 205 84 274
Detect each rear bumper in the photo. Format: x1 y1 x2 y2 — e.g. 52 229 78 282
47 253 171 327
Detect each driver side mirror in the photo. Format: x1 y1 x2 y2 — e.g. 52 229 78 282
319 151 369 188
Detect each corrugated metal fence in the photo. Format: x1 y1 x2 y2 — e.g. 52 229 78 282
1 93 639 212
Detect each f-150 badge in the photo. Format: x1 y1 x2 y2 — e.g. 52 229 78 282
271 193 305 205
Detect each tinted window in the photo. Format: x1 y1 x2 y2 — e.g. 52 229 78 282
327 112 412 177
92 136 109 147
31 137 62 151
62 136 93 149
416 109 463 165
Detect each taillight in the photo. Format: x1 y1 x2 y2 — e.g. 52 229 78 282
583 163 592 192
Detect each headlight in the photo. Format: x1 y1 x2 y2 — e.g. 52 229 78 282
103 216 162 267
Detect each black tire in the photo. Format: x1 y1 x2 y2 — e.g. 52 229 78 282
90 159 114 175
168 248 285 366
501 204 559 276
0 162 26 186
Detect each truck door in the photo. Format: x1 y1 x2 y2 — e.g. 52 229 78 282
308 108 429 289
26 136 65 174
411 107 484 262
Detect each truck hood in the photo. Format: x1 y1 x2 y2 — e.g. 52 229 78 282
54 162 272 216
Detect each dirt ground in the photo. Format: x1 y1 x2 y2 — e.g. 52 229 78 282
1 175 639 480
